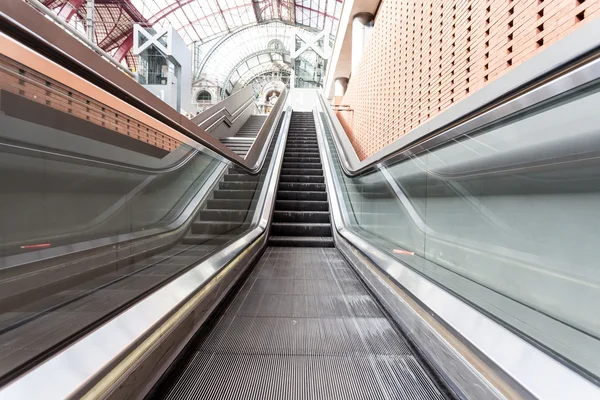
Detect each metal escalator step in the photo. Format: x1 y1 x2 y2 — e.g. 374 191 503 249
278 175 324 183
282 162 322 169
206 199 255 210
275 200 329 211
199 209 250 221
157 248 446 400
286 139 318 144
219 181 259 190
213 189 256 199
285 143 319 149
223 174 260 182
273 210 330 223
284 151 320 156
181 233 240 245
276 191 327 201
280 168 323 176
283 157 322 163
271 222 331 237
191 221 248 235
278 182 325 192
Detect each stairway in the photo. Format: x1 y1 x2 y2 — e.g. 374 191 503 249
269 112 333 247
219 115 267 158
183 114 284 246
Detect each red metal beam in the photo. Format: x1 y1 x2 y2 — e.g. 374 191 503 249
97 5 124 48
113 31 133 61
57 0 84 22
94 0 148 22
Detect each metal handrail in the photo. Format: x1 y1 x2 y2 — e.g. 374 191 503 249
0 2 287 175
201 98 255 132
318 42 600 177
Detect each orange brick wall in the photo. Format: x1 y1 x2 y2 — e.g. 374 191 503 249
0 55 181 152
340 0 600 160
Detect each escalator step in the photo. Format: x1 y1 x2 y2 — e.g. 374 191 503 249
271 222 331 237
280 168 323 176
206 199 255 210
276 191 327 201
282 162 322 169
273 210 330 223
199 209 250 221
278 175 324 183
181 233 240 245
267 236 334 247
192 221 247 235
219 181 259 190
275 200 329 211
214 190 256 199
223 174 260 182
283 157 322 163
278 182 325 192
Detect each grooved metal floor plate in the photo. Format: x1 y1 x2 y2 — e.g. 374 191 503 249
157 248 446 399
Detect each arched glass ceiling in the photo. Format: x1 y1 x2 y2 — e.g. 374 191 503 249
194 22 322 95
130 0 342 45
44 0 342 66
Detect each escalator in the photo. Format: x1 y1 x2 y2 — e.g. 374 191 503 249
219 115 267 158
146 112 452 400
4 5 600 397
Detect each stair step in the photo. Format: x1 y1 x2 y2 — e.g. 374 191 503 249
271 222 332 237
275 200 329 211
273 210 330 223
286 144 318 149
278 175 324 183
278 182 325 192
214 190 256 199
182 234 239 245
284 147 319 153
219 181 259 190
280 168 323 176
286 139 318 143
199 209 250 222
223 174 260 182
268 236 334 248
285 151 320 156
287 135 316 139
192 221 246 235
282 162 322 169
283 157 322 163
207 199 255 209
276 191 327 201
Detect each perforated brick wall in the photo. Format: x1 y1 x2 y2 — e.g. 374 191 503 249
339 0 600 160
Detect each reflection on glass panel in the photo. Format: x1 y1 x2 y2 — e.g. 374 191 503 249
322 80 600 380
0 51 282 380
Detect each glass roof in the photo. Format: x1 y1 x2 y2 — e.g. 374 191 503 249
130 0 342 45
44 0 343 98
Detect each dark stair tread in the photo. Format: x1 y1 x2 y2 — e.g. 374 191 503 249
273 210 330 223
275 200 329 211
182 233 240 245
268 236 334 248
271 222 332 236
